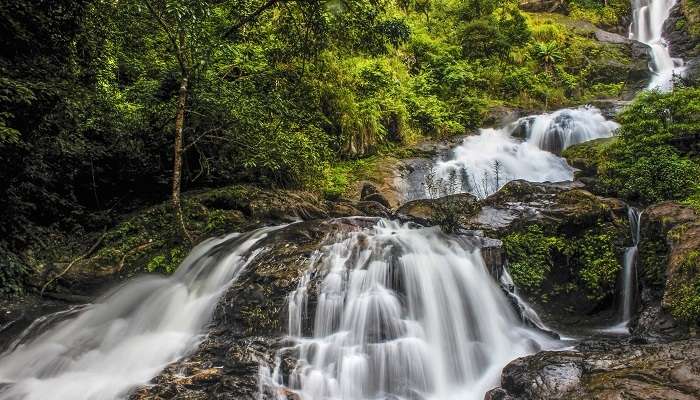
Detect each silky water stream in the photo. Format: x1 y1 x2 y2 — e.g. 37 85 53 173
259 219 559 400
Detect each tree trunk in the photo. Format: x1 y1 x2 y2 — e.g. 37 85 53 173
173 76 189 240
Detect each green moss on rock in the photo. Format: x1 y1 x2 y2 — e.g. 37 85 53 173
667 250 700 322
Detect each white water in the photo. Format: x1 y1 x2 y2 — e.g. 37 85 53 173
630 0 684 90
500 268 552 334
432 106 618 198
620 207 642 323
260 219 558 400
0 227 277 400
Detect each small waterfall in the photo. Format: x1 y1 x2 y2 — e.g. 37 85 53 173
630 0 684 90
620 207 642 323
519 107 620 154
0 227 278 400
500 268 553 335
428 106 617 199
259 219 558 400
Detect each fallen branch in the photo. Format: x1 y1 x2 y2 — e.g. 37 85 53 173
41 231 107 296
117 241 156 273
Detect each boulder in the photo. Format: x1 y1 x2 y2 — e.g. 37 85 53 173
632 202 700 340
363 193 391 208
493 339 700 399
663 0 700 83
360 182 380 199
395 193 480 226
465 180 630 329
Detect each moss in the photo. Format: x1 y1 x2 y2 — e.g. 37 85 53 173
681 189 700 211
504 220 624 305
577 226 622 300
503 225 567 296
639 237 669 287
146 246 187 275
667 250 700 322
562 137 615 173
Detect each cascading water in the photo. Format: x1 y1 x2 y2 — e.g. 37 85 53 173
428 106 618 199
500 268 552 334
0 227 278 400
259 219 558 400
519 107 620 154
630 0 684 90
620 207 642 323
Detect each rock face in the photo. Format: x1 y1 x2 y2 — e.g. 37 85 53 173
396 192 480 225
633 202 700 340
489 339 700 400
463 180 630 328
663 0 700 82
359 182 391 208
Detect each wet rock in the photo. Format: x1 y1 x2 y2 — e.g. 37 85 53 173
663 0 700 82
469 180 625 236
632 202 700 340
594 29 628 44
495 339 700 399
129 219 380 399
465 180 630 329
363 193 391 208
395 193 479 226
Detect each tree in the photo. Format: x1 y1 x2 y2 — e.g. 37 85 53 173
140 0 214 239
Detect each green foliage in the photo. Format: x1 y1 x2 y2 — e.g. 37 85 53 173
667 250 700 322
146 246 187 275
503 226 566 290
566 0 631 28
577 227 621 299
0 0 666 293
532 41 564 71
504 222 622 301
0 246 29 296
598 88 700 204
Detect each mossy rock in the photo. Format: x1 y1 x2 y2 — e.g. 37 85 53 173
469 181 630 325
634 201 700 338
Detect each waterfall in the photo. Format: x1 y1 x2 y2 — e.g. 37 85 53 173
427 106 617 199
259 219 558 400
0 227 278 400
620 207 642 323
519 107 620 154
630 0 684 90
500 268 553 335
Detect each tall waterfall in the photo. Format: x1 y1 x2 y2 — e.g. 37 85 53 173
259 219 557 400
430 106 617 198
630 0 684 90
620 208 642 323
0 227 278 400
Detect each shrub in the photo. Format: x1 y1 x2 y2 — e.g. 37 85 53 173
503 226 566 290
597 88 700 204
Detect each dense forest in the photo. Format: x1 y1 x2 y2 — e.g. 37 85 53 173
0 0 699 398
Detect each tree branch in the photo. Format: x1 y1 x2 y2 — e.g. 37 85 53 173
224 0 281 38
143 0 189 73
